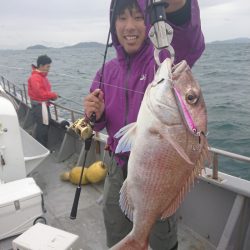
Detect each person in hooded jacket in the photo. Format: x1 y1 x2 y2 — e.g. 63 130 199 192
28 55 58 147
84 0 204 249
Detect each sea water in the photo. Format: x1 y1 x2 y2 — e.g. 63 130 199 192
0 43 249 180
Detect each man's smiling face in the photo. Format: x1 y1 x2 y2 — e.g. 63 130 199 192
115 7 146 55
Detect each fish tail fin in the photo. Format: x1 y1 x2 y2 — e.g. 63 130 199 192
110 233 148 250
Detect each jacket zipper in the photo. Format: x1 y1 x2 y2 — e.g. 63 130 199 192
124 57 131 126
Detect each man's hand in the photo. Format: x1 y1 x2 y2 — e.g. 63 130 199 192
164 0 186 13
51 92 58 100
83 89 105 121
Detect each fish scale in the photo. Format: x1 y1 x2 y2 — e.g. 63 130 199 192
112 58 208 250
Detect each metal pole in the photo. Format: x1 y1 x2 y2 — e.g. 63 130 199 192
212 152 218 180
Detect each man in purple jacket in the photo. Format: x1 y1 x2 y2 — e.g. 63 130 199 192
84 0 204 249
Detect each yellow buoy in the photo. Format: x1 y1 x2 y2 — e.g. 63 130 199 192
60 166 89 185
85 161 107 183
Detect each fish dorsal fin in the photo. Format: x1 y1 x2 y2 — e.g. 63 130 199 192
119 180 134 222
114 122 137 153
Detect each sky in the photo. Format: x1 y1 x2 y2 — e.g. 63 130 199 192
0 0 250 49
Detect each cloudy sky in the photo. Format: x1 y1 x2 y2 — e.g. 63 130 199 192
0 0 249 49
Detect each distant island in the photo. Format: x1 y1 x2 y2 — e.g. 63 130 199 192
62 42 105 49
26 38 250 50
26 45 52 49
209 37 250 44
26 42 105 50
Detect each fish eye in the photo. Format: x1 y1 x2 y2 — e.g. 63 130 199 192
185 91 199 104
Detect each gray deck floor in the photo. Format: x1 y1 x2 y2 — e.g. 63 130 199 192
0 153 214 250
30 152 108 250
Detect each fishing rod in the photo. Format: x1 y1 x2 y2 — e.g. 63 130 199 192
70 0 118 220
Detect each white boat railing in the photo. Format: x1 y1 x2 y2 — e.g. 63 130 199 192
1 75 250 181
209 147 250 180
0 75 84 123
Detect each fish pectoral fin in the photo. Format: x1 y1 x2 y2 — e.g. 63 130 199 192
114 122 137 153
119 180 134 222
167 134 194 165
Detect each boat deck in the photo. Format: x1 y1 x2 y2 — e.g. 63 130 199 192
0 152 214 250
1 74 250 250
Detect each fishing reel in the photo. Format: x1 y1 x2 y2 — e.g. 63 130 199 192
69 117 93 140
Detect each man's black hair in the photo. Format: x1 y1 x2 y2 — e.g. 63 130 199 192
110 0 142 33
37 55 52 67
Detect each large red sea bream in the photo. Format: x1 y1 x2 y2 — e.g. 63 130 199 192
111 58 209 250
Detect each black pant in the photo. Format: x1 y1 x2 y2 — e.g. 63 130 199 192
31 104 51 147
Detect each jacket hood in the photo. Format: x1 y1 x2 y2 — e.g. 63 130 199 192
110 0 150 53
108 0 204 67
31 64 48 77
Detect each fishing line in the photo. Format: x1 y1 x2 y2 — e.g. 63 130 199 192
0 65 145 96
51 72 85 79
55 95 82 106
0 65 28 71
0 64 88 79
91 79 145 95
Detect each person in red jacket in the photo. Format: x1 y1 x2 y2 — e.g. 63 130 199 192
28 55 58 147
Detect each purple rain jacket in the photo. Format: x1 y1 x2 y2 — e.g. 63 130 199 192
90 0 205 163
